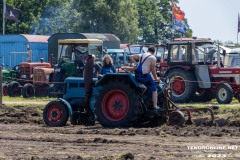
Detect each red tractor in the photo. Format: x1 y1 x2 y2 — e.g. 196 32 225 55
8 62 54 97
159 39 239 104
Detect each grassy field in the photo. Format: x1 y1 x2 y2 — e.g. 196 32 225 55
1 96 240 110
180 98 240 110
1 96 55 111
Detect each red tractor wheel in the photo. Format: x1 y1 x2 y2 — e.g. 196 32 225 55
2 83 8 96
167 69 197 103
171 76 186 95
43 100 69 127
95 81 141 127
102 89 130 122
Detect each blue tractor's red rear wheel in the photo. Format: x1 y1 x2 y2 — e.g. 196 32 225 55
95 81 141 127
102 89 130 121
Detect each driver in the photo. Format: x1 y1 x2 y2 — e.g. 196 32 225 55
129 46 162 110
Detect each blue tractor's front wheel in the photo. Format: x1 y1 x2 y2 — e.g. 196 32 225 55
43 100 69 127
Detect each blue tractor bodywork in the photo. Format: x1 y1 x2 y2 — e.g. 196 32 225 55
62 77 102 112
43 73 147 127
62 73 142 119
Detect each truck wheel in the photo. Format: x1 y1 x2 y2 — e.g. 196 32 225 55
2 83 8 96
169 110 185 126
43 100 69 127
8 81 21 97
216 83 233 104
22 83 35 98
95 81 141 127
167 69 197 103
192 88 214 102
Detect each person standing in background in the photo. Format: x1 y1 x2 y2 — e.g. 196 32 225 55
101 54 116 75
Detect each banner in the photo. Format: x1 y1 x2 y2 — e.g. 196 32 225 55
172 2 185 21
5 3 21 22
172 18 189 34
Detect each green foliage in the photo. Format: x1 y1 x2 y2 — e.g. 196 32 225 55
72 0 140 43
0 0 192 43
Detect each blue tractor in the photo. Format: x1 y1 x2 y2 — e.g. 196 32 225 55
43 72 194 127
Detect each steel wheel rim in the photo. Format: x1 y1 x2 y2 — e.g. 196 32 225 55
47 105 63 122
218 88 227 101
171 76 186 96
102 89 129 121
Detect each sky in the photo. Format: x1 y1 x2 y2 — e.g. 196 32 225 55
179 0 240 43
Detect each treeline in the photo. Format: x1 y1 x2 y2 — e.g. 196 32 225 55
0 0 192 43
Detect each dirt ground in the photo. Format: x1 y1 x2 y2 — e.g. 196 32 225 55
0 105 240 160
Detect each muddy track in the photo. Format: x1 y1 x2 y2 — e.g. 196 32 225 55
0 106 239 159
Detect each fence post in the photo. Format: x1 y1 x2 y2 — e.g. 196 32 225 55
0 66 2 108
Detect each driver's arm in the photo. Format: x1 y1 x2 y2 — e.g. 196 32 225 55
151 58 159 81
129 54 140 65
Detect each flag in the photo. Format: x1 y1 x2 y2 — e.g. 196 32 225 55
238 13 240 33
172 2 185 21
172 18 189 34
5 3 21 22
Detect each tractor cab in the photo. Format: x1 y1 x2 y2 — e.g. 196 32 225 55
56 39 103 75
224 48 240 67
127 43 166 63
58 39 103 64
53 39 104 94
166 40 218 66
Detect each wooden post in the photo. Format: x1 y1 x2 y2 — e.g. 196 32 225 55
0 66 2 108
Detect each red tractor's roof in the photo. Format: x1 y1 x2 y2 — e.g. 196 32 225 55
173 38 211 41
169 39 213 45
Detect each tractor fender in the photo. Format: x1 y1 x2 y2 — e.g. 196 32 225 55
95 73 141 89
164 66 191 77
58 98 73 123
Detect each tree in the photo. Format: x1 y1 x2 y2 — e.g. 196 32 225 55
72 0 140 43
30 0 80 35
137 0 162 43
137 0 192 43
0 0 192 44
0 0 49 34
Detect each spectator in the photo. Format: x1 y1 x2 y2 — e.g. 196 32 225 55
101 54 116 74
